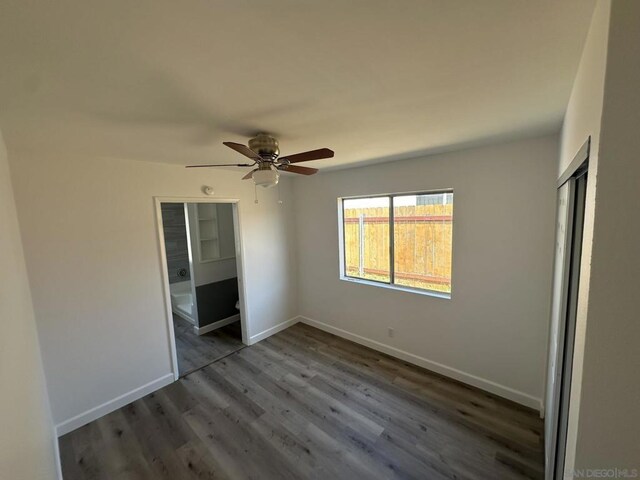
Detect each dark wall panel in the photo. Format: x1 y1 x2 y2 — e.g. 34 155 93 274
161 203 191 284
195 277 239 327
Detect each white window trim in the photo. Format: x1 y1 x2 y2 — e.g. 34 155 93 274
339 275 451 299
337 190 453 300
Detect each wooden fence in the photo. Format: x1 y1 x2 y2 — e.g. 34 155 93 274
343 204 453 292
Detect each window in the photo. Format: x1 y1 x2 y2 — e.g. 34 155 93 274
340 191 453 296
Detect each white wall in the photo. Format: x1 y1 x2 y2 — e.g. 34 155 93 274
9 153 298 432
559 0 610 176
292 134 558 408
186 203 237 287
0 131 58 478
556 0 611 474
563 0 640 471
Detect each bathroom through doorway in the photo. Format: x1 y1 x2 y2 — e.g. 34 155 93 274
157 199 246 378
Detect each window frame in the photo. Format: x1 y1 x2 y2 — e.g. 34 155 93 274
338 189 453 299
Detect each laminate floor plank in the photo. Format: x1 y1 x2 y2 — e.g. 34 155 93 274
64 421 108 480
58 434 84 480
60 322 544 479
292 328 542 458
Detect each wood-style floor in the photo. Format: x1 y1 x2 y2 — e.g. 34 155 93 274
173 315 244 377
59 323 544 480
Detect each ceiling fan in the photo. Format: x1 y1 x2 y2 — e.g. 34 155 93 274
186 134 334 187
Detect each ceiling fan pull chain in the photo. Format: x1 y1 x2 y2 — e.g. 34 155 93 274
278 183 283 205
254 184 259 204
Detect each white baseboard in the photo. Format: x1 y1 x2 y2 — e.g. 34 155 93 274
55 373 174 437
248 316 300 345
173 308 196 325
298 316 541 411
54 315 540 440
195 314 240 335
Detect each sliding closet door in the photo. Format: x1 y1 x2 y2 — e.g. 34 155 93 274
554 171 587 478
545 180 575 479
545 166 588 480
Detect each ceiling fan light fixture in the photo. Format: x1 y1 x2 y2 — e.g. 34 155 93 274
252 167 279 188
186 135 333 183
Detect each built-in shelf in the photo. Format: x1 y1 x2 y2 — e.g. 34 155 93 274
196 204 220 262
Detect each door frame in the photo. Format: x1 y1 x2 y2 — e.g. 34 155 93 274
544 137 590 480
154 196 251 381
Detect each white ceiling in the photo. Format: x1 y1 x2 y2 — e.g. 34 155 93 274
0 0 595 170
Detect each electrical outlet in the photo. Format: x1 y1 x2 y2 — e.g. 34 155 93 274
388 327 394 338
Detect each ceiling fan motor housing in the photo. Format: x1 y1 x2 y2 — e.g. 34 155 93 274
248 133 280 161
186 135 331 178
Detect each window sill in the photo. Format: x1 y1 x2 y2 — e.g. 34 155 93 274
339 276 451 300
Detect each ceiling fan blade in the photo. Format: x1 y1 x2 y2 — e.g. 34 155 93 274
278 164 318 175
279 148 334 164
186 163 255 168
242 169 257 180
223 142 262 161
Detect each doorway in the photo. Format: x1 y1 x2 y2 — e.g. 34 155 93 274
156 198 248 378
544 140 589 480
